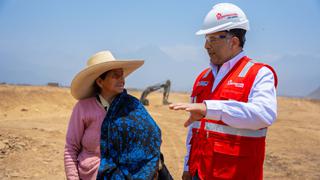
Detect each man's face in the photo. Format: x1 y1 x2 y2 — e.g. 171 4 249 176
205 31 234 66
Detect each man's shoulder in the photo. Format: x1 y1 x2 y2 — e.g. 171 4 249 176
196 67 211 78
199 67 211 74
247 57 273 68
246 59 278 88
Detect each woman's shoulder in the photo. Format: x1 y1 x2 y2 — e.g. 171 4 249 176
126 93 139 102
78 96 96 103
75 96 98 108
115 93 143 111
124 93 143 106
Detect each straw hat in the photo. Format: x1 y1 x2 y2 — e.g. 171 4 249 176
71 50 144 100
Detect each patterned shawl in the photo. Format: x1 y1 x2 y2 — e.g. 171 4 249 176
97 90 161 180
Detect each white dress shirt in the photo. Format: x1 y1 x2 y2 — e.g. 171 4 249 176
183 51 277 171
98 94 110 111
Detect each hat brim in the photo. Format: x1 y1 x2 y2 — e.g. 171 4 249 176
196 22 233 35
195 20 249 35
71 60 144 100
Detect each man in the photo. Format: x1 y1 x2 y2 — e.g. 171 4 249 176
169 3 278 180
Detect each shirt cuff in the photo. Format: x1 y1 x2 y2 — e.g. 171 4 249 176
183 156 189 171
204 100 223 120
184 165 189 171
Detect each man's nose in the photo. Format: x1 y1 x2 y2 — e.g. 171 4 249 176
205 40 211 49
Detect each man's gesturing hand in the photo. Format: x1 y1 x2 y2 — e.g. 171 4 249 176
169 103 206 127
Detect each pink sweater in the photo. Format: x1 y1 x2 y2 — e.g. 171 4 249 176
64 97 106 180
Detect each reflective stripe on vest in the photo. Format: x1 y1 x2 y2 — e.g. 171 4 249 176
238 61 254 77
193 121 267 138
202 68 211 78
192 96 197 103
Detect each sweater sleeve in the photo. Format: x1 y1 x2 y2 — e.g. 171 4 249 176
64 102 84 180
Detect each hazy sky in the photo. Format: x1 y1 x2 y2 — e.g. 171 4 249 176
1 0 320 97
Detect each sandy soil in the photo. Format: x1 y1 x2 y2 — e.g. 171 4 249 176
0 84 319 180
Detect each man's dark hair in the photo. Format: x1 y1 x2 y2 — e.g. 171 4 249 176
228 29 247 48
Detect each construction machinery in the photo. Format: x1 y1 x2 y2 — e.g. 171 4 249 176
140 80 171 106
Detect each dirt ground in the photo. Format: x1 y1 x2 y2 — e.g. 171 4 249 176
0 84 319 180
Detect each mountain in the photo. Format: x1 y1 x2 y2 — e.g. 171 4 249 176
307 86 320 100
119 44 208 92
269 54 320 97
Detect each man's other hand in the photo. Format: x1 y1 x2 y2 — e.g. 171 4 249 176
182 171 192 180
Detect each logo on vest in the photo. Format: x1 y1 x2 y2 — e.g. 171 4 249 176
227 80 244 88
197 81 208 87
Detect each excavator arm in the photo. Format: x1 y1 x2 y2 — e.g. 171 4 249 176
140 80 171 106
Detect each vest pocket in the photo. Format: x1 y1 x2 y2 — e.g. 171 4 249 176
210 137 264 179
220 88 245 101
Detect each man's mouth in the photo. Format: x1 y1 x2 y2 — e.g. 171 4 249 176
208 51 215 56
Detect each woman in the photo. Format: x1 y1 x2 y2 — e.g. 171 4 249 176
64 51 161 180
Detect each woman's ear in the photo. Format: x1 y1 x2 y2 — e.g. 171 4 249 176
96 78 103 88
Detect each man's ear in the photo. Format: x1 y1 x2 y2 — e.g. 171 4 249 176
231 36 240 49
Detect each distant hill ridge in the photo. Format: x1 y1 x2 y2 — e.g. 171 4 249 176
307 86 320 100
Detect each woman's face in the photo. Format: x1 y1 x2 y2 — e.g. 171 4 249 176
96 68 125 97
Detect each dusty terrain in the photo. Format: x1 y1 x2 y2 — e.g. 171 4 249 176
0 84 320 180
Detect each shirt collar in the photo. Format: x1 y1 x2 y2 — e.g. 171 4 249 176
210 51 245 72
98 94 110 110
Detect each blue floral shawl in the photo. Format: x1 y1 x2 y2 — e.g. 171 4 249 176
97 90 161 180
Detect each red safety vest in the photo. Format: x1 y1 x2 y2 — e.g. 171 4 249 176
188 56 277 180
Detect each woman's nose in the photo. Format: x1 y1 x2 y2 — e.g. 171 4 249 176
119 75 125 82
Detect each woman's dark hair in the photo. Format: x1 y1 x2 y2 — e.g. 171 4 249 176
93 71 110 94
228 29 247 48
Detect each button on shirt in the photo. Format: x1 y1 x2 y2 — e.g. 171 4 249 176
184 51 277 171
